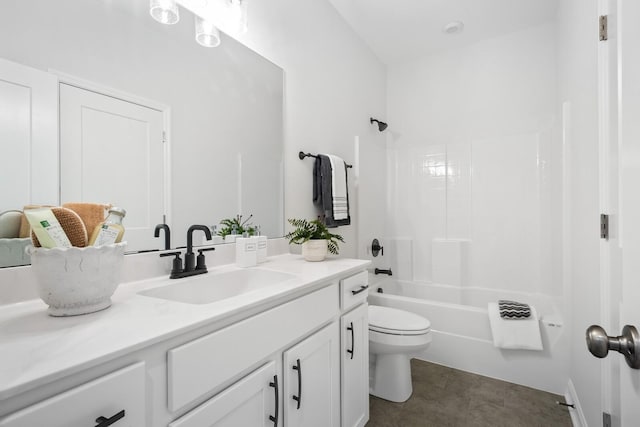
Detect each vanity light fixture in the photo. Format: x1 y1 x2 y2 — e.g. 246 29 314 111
195 16 221 47
150 0 180 25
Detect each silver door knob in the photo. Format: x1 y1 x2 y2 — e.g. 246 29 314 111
586 324 640 369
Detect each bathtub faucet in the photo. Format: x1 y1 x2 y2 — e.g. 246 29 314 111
374 268 393 276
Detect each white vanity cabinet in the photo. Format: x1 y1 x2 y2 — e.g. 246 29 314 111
168 361 278 427
0 258 371 427
339 271 370 427
340 304 369 427
0 362 146 427
283 322 340 427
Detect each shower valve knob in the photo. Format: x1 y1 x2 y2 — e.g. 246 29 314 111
371 239 383 257
586 324 640 369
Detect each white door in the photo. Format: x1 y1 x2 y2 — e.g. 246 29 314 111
59 84 165 252
168 362 278 427
0 58 58 210
616 0 640 424
283 322 340 427
340 303 369 427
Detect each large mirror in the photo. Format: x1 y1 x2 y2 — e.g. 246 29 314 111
0 0 284 267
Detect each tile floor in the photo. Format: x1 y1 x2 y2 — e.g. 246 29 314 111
367 360 573 427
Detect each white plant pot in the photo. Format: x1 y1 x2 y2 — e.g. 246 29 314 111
301 239 328 262
28 242 126 316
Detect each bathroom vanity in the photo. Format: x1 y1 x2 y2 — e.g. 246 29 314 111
0 253 370 427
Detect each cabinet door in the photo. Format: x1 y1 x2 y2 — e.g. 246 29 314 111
283 322 340 427
0 363 145 427
169 361 279 427
341 303 369 427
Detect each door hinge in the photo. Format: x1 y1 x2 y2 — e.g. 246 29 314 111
603 412 612 427
599 15 608 41
162 130 167 143
601 214 609 240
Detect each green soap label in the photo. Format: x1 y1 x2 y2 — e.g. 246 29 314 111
40 220 50 227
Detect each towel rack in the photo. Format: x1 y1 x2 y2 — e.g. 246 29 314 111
298 151 353 168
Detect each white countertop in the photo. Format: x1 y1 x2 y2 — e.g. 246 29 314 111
0 254 370 401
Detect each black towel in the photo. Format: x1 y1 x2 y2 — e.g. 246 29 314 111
313 155 350 227
498 300 531 319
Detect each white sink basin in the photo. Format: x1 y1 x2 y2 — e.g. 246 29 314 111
138 268 297 304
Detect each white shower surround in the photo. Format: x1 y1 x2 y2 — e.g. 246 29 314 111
381 20 567 394
368 276 568 394
385 22 562 297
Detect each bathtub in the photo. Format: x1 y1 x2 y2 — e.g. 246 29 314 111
367 274 569 394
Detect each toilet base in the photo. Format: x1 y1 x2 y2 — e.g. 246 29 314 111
369 353 413 402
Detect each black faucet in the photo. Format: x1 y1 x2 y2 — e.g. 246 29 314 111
185 225 212 272
159 225 215 279
374 268 393 276
154 224 171 250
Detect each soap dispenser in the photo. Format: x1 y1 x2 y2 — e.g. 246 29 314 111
252 225 267 263
236 232 257 267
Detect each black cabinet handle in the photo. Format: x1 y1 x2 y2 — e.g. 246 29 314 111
351 285 369 295
347 322 355 360
95 410 125 427
292 358 302 410
269 375 279 426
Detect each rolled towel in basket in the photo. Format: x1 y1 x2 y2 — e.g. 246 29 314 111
498 300 531 319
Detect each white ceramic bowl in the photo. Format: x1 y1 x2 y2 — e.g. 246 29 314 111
0 237 32 267
28 242 126 316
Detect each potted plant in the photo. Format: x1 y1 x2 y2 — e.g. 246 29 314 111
217 214 256 239
285 218 344 261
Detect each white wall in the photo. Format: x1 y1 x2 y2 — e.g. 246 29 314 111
231 0 388 258
557 0 602 424
0 0 387 256
386 23 561 296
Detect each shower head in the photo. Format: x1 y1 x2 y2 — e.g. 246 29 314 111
370 117 388 132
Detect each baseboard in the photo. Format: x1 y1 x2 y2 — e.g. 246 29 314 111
565 379 587 427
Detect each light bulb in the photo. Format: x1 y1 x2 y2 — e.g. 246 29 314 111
195 16 221 47
150 0 180 25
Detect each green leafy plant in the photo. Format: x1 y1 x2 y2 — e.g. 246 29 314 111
218 214 256 238
285 218 344 255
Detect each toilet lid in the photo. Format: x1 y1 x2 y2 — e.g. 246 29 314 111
368 305 431 335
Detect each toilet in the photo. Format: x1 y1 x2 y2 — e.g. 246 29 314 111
368 305 432 402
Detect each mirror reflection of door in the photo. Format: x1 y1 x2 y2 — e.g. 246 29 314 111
0 58 58 211
59 83 166 252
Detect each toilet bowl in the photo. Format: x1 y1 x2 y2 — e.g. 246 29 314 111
368 305 431 402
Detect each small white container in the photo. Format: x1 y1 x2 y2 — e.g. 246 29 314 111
254 235 267 263
235 237 257 267
28 242 126 316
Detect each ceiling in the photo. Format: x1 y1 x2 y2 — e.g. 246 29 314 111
326 0 559 64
